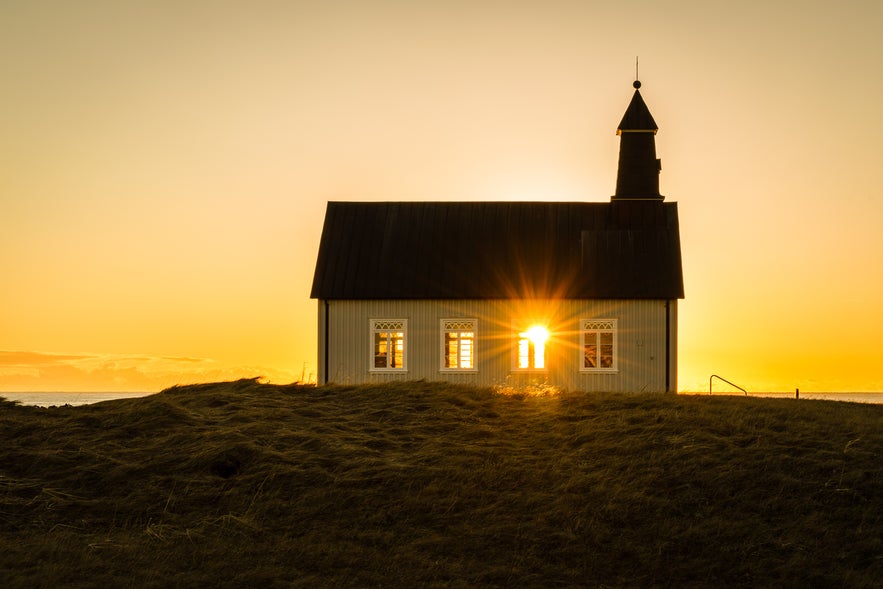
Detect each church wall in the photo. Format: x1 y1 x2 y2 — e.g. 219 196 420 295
318 298 676 393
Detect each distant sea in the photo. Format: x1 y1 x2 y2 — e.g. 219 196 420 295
2 392 155 407
2 390 882 408
685 392 883 404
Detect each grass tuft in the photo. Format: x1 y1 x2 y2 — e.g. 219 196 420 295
1 380 881 587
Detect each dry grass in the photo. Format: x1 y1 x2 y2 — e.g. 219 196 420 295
1 379 881 588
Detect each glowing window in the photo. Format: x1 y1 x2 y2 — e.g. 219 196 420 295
441 319 476 371
371 319 406 371
581 319 617 372
516 325 549 370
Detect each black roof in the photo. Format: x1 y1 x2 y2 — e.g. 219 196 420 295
311 200 684 300
618 89 658 134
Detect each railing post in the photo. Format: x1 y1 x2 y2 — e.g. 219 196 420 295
709 374 747 396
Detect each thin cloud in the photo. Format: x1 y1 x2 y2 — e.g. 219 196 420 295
0 351 92 366
0 350 298 392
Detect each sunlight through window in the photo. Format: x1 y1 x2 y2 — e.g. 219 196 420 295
442 319 476 371
517 325 549 369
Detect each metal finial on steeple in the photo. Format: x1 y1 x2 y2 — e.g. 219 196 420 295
634 56 641 88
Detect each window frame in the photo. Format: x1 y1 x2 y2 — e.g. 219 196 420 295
580 318 618 373
439 318 478 373
369 318 408 372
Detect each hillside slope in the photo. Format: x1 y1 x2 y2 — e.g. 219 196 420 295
2 380 881 588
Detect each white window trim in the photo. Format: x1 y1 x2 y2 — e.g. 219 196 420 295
439 318 478 373
511 322 549 372
369 318 408 372
579 318 618 373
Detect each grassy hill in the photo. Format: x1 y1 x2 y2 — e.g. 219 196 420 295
1 379 881 588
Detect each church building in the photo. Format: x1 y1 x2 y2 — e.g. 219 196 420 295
310 80 684 392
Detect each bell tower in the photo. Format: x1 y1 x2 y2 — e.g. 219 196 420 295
613 80 663 200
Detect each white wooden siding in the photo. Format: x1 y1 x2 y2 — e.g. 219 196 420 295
319 299 677 392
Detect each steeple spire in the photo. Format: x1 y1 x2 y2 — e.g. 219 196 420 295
613 79 663 200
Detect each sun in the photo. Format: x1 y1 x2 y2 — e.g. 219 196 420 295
523 325 550 345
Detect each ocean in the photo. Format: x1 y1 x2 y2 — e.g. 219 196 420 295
2 390 882 408
694 392 883 404
2 391 155 407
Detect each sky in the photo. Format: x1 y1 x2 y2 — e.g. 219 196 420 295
2 0 882 394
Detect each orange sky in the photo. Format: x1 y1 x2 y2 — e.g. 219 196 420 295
2 1 882 393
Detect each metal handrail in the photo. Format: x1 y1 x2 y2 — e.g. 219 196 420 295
709 374 747 396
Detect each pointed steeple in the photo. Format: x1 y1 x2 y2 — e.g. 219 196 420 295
613 80 663 200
